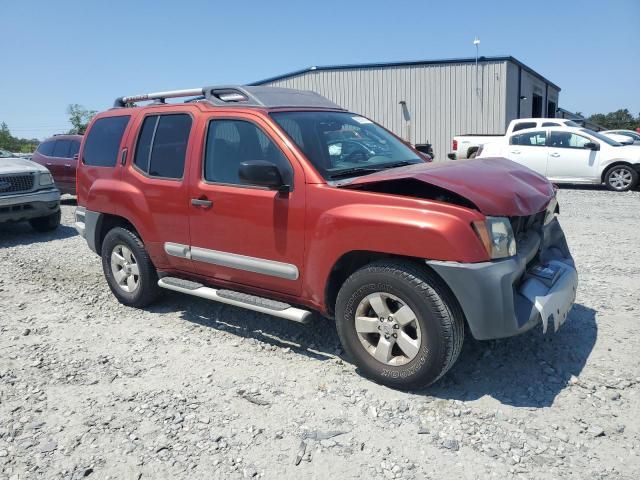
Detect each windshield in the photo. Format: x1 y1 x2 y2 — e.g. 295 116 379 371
563 120 580 127
581 128 622 146
270 111 423 179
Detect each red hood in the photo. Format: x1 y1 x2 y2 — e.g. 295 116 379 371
341 157 555 216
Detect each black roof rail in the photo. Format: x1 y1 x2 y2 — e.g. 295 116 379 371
113 85 344 110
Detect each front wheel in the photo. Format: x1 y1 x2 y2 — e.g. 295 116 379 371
101 227 160 308
604 165 638 192
335 260 464 389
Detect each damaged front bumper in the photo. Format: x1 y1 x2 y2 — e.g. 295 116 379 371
427 219 578 340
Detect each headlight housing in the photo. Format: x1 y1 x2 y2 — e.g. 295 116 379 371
472 216 517 259
38 172 54 186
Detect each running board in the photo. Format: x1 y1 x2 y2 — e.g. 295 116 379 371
158 277 311 324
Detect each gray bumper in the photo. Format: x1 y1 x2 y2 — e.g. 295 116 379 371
74 206 101 253
427 220 578 340
0 188 60 223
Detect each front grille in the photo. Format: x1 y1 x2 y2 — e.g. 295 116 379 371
510 211 545 237
0 174 35 195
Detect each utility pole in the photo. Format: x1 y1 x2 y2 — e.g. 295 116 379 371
473 37 480 96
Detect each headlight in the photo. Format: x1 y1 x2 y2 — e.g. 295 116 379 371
39 172 54 186
472 216 517 259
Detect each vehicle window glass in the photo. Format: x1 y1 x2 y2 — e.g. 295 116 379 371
83 116 130 167
133 115 158 173
510 130 546 146
68 140 80 158
52 140 71 158
542 122 560 127
271 111 421 180
37 141 55 156
581 128 620 146
512 122 537 132
548 132 592 149
204 119 293 186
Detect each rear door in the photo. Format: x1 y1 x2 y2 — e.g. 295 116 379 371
545 131 599 182
505 130 549 175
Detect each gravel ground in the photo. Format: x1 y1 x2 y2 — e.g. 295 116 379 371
1 188 639 480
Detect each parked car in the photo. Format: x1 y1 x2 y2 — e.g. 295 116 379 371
74 85 577 389
31 134 82 195
449 118 581 160
601 132 634 145
478 126 640 191
0 154 61 231
602 129 640 145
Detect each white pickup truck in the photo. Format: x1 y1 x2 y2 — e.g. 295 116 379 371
448 118 581 160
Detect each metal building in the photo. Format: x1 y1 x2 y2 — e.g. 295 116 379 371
251 56 560 160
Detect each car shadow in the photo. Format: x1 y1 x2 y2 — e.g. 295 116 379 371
0 223 77 247
157 289 596 406
423 303 597 407
153 291 341 362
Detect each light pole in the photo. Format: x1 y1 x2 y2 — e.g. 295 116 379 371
473 37 480 96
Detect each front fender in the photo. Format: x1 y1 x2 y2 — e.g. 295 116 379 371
302 202 488 311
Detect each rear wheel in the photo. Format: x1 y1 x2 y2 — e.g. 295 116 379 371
101 227 160 308
335 260 464 389
29 210 60 232
605 165 638 192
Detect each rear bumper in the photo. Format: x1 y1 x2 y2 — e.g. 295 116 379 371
0 189 60 223
447 152 457 160
427 220 577 340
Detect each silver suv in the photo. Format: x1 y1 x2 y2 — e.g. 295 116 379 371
0 152 61 231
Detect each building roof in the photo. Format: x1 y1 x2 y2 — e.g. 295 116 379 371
250 56 560 91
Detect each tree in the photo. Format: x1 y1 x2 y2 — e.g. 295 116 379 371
587 109 640 130
0 122 40 153
67 104 97 135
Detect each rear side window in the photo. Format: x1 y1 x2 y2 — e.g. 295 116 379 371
37 141 55 156
52 140 71 158
83 116 130 167
510 130 547 146
542 122 560 127
512 121 537 132
69 140 80 158
133 114 191 179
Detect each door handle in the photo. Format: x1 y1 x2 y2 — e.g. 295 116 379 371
46 162 53 166
191 198 213 208
65 164 71 167
550 153 560 158
510 150 521 154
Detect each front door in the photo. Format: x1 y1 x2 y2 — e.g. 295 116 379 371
545 131 599 182
506 130 549 176
187 114 305 296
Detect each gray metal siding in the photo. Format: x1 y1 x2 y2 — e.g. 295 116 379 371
260 61 509 160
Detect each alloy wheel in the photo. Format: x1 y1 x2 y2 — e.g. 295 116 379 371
110 244 140 293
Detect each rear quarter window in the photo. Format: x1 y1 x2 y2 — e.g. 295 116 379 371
37 141 55 156
83 116 130 167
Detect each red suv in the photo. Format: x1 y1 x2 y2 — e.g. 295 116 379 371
74 85 578 389
32 134 82 195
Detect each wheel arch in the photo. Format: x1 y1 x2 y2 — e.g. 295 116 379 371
94 213 142 255
601 161 638 183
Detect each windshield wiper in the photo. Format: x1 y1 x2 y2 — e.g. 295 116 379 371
328 167 383 180
379 160 418 169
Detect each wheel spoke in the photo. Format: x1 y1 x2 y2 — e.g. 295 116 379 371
355 316 380 334
123 247 135 264
394 304 416 326
374 336 394 363
396 331 419 359
128 263 140 276
111 251 125 266
126 275 137 291
114 269 128 284
368 293 391 318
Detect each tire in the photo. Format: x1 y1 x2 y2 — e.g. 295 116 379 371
468 150 478 159
604 165 638 192
29 209 61 232
335 260 464 389
101 227 160 308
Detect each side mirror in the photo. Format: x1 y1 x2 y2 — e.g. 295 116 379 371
239 160 289 191
584 142 599 151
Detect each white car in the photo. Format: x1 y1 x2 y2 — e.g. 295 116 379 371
602 129 640 145
601 132 634 145
477 126 640 191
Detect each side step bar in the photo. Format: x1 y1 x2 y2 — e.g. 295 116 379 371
158 277 311 324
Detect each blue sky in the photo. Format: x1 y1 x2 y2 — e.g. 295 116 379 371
1 0 638 139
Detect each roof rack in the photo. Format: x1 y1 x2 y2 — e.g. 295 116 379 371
113 85 344 110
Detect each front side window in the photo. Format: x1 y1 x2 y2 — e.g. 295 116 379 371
37 141 55 156
512 121 537 132
52 139 71 158
548 132 592 149
69 140 80 158
83 116 130 167
510 130 547 146
270 111 422 180
133 114 191 179
204 119 292 186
